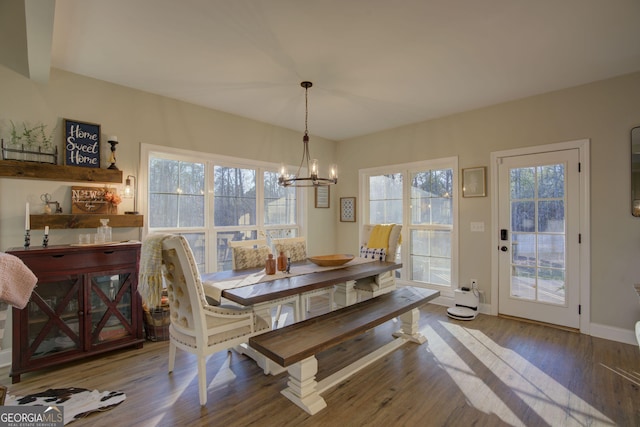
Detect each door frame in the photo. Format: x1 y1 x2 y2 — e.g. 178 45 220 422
490 139 590 333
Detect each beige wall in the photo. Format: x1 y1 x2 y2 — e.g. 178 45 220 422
0 66 339 352
336 71 640 334
0 66 339 255
2 64 640 346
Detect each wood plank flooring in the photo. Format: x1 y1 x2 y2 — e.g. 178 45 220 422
1 301 638 426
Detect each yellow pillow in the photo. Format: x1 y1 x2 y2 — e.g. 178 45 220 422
368 224 395 251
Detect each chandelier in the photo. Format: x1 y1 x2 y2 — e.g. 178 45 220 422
278 81 338 187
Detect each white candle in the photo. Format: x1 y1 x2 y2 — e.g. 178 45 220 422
44 226 49 236
25 202 30 230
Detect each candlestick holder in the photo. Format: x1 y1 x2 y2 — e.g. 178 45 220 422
42 233 49 248
24 230 30 249
107 139 119 170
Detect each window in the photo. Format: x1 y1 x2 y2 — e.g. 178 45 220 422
361 157 458 290
369 173 403 224
263 170 298 239
149 158 205 228
213 166 256 227
409 169 454 286
143 145 302 273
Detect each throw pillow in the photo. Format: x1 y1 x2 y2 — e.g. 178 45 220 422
359 245 387 261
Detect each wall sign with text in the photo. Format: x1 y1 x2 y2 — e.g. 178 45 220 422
64 119 101 168
71 186 110 214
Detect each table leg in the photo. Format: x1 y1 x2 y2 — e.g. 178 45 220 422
333 280 357 308
392 308 426 344
235 301 286 375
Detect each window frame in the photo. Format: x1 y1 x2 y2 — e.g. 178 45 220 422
140 143 306 272
359 157 459 293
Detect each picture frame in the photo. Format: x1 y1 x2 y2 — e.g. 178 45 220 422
462 167 486 197
71 186 112 214
340 197 356 222
64 118 101 168
315 186 330 208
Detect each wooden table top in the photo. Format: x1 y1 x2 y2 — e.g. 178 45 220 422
202 261 402 306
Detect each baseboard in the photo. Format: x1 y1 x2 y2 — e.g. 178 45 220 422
589 322 638 346
0 348 11 368
420 289 637 347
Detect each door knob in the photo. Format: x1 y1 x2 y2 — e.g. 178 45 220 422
500 246 508 252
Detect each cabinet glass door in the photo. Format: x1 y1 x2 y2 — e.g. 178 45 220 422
89 271 134 346
27 276 82 359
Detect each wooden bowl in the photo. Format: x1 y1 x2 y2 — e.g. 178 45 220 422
308 254 355 267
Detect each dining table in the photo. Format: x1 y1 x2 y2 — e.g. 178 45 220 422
200 257 402 374
201 258 402 307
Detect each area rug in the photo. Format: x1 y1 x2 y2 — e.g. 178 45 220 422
5 387 126 425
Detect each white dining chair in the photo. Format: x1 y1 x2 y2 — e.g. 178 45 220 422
161 234 271 406
273 236 335 318
230 239 301 327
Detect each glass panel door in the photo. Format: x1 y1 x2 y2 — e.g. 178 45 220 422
27 276 82 358
89 271 134 346
510 164 566 304
498 149 580 328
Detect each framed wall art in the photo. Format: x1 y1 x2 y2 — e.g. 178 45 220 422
340 197 356 222
462 167 486 197
64 118 101 168
71 186 112 214
315 186 330 208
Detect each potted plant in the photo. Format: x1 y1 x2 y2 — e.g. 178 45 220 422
3 121 57 163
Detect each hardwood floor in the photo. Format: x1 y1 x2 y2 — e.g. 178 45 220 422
2 302 638 426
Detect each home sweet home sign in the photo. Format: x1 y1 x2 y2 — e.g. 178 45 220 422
64 119 101 168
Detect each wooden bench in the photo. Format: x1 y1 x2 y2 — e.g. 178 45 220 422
248 286 439 415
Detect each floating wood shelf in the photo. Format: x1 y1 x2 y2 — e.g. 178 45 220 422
0 160 122 183
30 214 143 229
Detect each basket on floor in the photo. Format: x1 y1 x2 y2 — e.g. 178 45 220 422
142 297 170 341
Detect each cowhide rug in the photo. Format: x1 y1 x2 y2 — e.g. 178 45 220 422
5 387 126 425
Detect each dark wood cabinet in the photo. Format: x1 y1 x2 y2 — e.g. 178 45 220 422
7 243 144 383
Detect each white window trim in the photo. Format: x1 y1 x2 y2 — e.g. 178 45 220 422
359 157 459 294
139 143 306 271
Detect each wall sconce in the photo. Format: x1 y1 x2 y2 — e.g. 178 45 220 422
123 175 138 214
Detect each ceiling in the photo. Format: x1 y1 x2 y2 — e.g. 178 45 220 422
44 0 640 140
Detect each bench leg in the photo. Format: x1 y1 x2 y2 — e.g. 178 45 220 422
281 356 327 415
393 308 426 344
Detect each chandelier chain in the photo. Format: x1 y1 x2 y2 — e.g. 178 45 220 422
304 84 309 136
